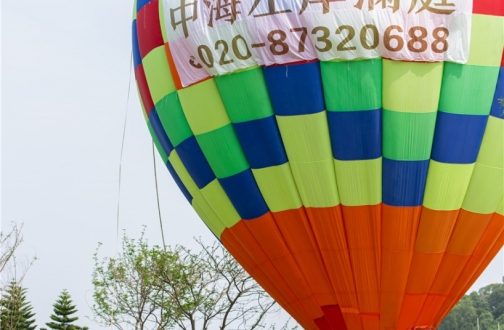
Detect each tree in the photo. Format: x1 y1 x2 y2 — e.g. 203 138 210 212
438 296 478 330
439 278 504 330
91 230 290 330
45 290 87 330
0 223 36 291
0 282 37 330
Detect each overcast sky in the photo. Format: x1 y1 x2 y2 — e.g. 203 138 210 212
1 1 502 328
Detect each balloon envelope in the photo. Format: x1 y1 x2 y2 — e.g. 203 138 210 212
132 0 504 328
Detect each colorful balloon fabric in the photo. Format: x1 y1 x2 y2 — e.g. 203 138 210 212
132 0 504 328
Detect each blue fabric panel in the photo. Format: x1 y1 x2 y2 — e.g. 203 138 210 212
137 0 152 12
166 161 192 203
149 109 173 156
327 109 382 161
263 62 325 116
175 136 215 189
233 116 288 169
431 111 488 164
383 158 429 207
132 20 142 69
490 67 504 119
219 169 269 220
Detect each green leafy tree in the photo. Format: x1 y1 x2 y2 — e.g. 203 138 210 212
91 230 293 330
439 296 478 330
439 278 504 330
45 290 87 330
0 282 36 330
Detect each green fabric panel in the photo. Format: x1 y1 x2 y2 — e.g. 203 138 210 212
467 14 504 67
132 0 137 19
276 112 333 163
147 122 168 162
321 59 382 111
290 160 340 208
382 110 437 161
214 67 274 123
423 161 474 211
195 124 249 178
168 150 199 196
252 163 303 212
462 163 504 214
477 116 503 168
439 63 499 115
156 92 193 147
383 60 443 113
200 179 241 228
192 192 226 237
178 79 231 135
333 158 381 206
143 46 176 105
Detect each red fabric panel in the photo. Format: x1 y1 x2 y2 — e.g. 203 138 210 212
473 0 504 16
137 0 164 58
322 305 347 330
135 64 154 115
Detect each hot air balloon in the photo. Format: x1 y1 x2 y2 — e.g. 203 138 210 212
131 0 504 328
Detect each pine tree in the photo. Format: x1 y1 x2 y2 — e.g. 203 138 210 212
45 290 87 330
0 282 37 330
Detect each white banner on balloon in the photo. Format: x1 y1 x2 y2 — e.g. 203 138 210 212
163 0 472 86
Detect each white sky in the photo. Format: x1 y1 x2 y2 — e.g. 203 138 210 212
1 0 502 328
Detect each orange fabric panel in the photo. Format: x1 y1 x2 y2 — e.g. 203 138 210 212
432 226 504 327
220 228 315 329
396 208 460 327
416 294 448 327
225 222 311 318
427 212 504 326
382 205 422 251
380 205 421 330
273 208 339 307
163 43 182 90
381 250 412 293
380 293 404 330
405 251 444 293
414 208 460 253
446 210 493 255
361 318 380 330
305 206 360 310
396 294 428 330
342 205 381 314
430 253 471 294
242 213 325 320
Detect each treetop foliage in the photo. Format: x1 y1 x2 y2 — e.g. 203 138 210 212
439 277 504 330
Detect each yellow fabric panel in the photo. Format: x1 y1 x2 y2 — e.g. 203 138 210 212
167 150 199 196
333 158 382 206
382 60 443 113
137 86 148 122
142 46 176 105
290 160 340 207
467 14 504 67
200 179 241 228
496 198 504 216
477 116 504 169
462 163 504 214
192 192 226 237
275 112 333 162
252 164 303 212
423 161 474 211
178 79 230 135
158 0 167 43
